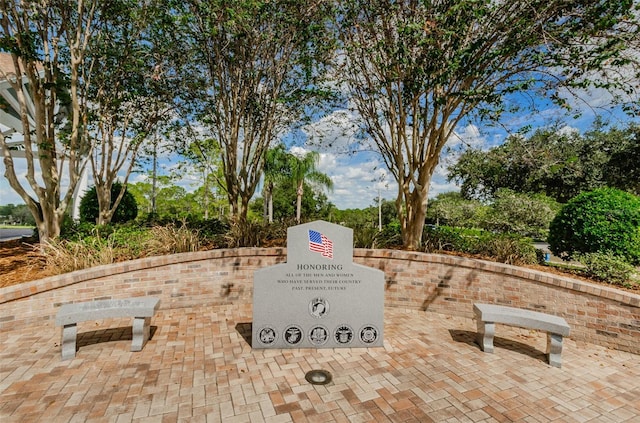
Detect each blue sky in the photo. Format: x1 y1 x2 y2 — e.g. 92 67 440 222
1 87 637 211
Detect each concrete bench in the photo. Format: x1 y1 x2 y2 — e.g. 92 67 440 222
55 297 160 360
473 303 570 368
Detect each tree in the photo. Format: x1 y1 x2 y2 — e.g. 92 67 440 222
127 181 154 216
0 203 35 225
178 0 336 224
482 189 560 239
79 182 138 224
262 144 291 223
176 136 226 220
338 0 639 249
85 0 177 225
604 124 640 195
289 150 333 223
448 128 587 202
449 123 640 202
154 185 189 220
0 0 104 241
252 174 334 222
426 192 487 228
548 188 640 264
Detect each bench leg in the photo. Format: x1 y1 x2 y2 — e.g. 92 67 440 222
476 320 495 353
547 333 564 368
61 324 77 360
131 316 151 352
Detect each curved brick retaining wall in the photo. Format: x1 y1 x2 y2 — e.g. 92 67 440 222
1 248 638 354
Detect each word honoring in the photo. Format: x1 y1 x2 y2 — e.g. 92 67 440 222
297 263 344 270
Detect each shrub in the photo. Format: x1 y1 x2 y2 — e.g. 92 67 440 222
108 224 154 258
40 237 115 274
548 188 640 264
482 234 537 265
184 217 229 240
481 189 560 239
422 226 488 253
421 226 536 265
373 224 403 249
353 226 379 248
577 252 636 287
79 182 138 224
222 219 289 248
145 223 201 254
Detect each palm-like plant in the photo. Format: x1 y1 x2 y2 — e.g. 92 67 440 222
290 151 333 223
263 145 290 223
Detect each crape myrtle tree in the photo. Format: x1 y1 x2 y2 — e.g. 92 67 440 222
0 0 103 242
338 0 640 249
175 135 226 220
85 0 179 225
177 0 336 224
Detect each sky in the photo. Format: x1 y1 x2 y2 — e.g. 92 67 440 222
1 84 637 211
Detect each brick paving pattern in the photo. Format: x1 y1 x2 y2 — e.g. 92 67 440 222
1 305 639 422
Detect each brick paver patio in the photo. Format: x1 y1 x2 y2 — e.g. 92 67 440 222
1 304 638 422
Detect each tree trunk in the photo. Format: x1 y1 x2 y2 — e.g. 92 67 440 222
401 195 428 251
263 187 269 222
96 182 112 225
296 183 303 223
397 172 432 251
268 192 274 223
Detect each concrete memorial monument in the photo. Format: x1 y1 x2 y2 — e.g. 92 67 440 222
252 220 384 349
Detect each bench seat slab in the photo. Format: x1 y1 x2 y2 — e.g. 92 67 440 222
473 303 570 368
56 297 160 360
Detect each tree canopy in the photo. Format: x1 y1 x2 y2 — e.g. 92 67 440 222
1 0 102 241
174 0 336 223
448 123 640 202
337 0 640 249
2 0 638 244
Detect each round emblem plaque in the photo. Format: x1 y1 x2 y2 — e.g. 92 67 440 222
359 325 379 344
283 325 304 346
308 325 329 346
257 326 277 346
334 325 354 345
309 297 329 318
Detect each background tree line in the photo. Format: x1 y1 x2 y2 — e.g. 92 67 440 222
448 121 640 203
0 203 35 226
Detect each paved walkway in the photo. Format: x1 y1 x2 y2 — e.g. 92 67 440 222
1 304 638 422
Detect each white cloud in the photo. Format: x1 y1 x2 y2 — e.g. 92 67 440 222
297 112 492 209
323 153 390 209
